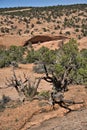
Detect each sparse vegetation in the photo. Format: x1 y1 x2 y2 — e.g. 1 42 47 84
0 95 11 112
0 4 87 37
5 68 42 100
30 39 87 88
0 4 87 130
0 39 86 87
38 90 50 100
0 45 25 68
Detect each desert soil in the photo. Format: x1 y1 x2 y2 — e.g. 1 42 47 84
0 34 87 130
29 107 87 130
0 64 87 130
0 5 87 129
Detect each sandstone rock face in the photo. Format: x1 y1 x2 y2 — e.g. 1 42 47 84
24 35 69 46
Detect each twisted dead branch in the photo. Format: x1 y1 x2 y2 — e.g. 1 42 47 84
5 69 42 101
49 91 84 112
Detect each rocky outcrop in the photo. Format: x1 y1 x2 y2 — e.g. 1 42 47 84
23 35 69 46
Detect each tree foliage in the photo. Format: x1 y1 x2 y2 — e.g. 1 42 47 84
0 39 87 87
0 45 25 68
23 39 87 86
33 39 87 87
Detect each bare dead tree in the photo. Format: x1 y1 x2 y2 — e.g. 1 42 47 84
5 69 42 100
42 62 76 92
41 64 84 111
42 64 65 92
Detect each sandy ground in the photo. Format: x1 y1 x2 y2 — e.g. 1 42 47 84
0 64 52 100
0 34 29 48
0 33 87 130
0 64 87 130
0 7 87 129
0 23 87 130
29 108 87 130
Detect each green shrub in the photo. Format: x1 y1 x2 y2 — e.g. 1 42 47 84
38 91 50 100
8 45 25 62
75 28 79 32
0 95 11 112
26 48 39 63
0 46 25 68
65 31 70 35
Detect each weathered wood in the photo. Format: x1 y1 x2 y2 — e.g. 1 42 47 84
43 63 76 92
43 64 65 92
5 69 42 100
50 91 84 111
